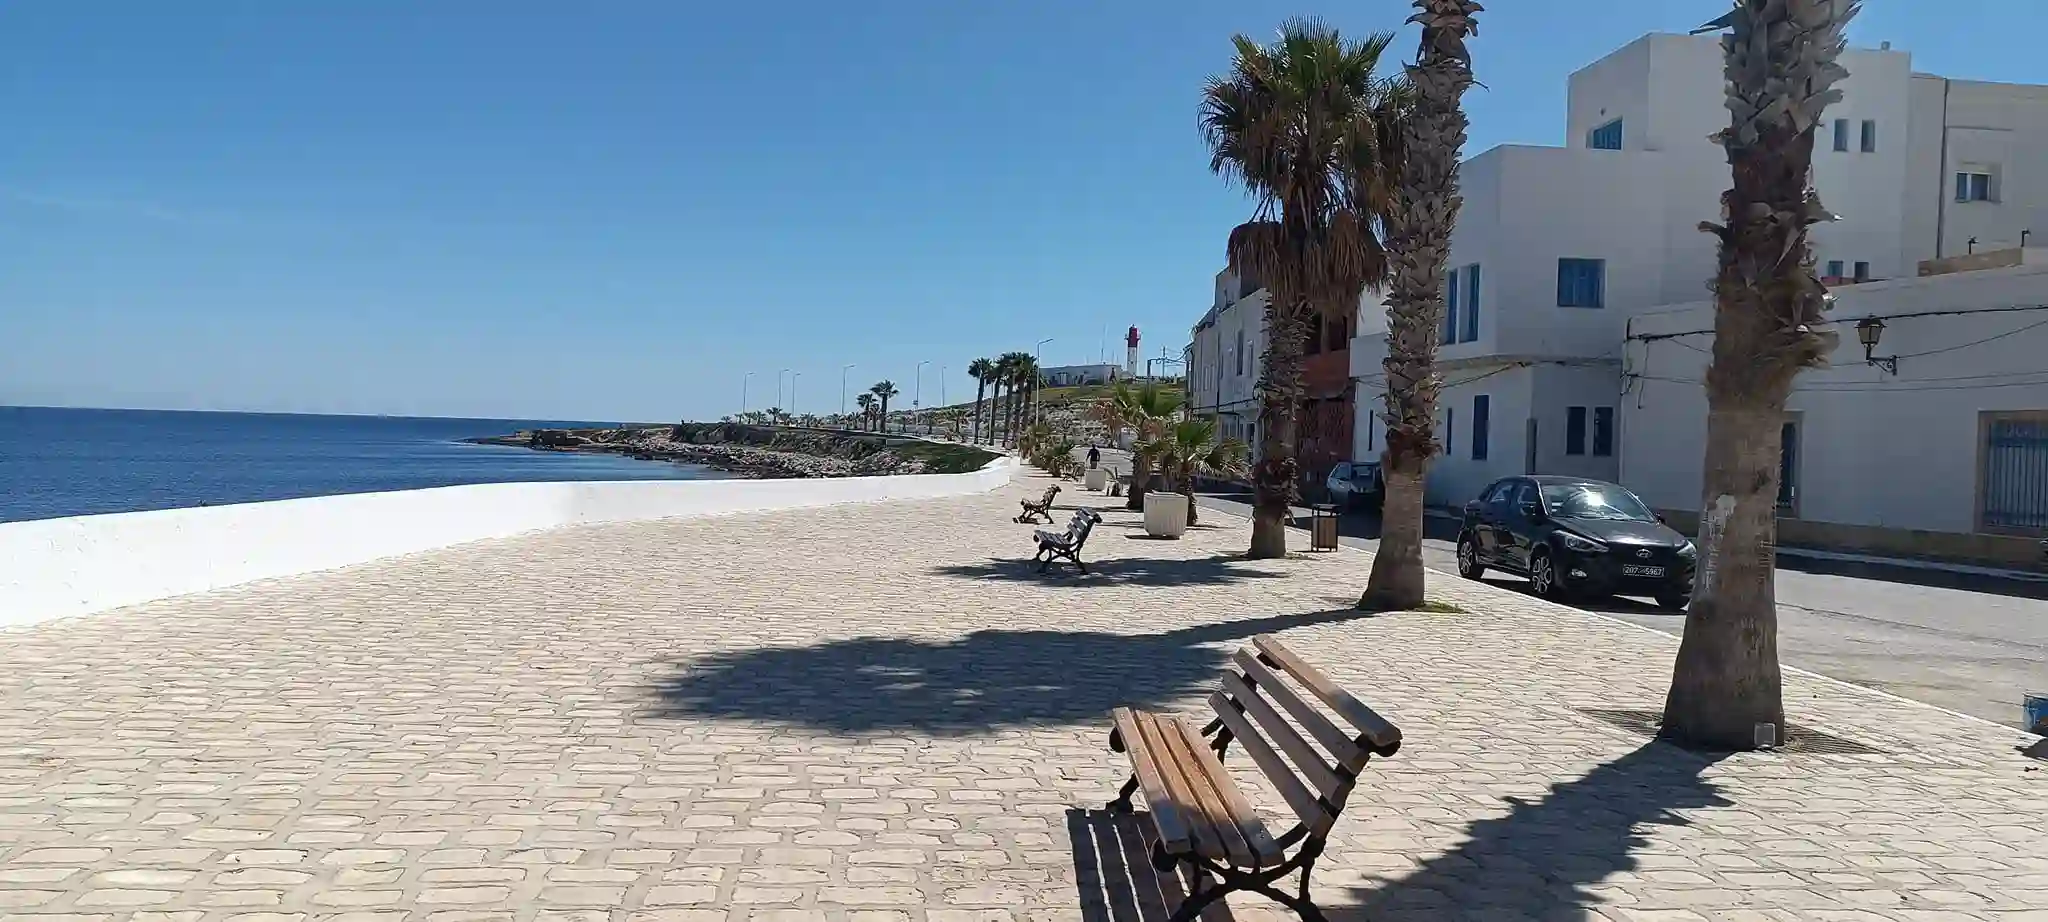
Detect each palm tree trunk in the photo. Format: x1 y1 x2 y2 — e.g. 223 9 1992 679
1360 0 1481 607
1125 451 1152 512
972 382 986 444
1664 0 1851 752
1248 298 1309 559
1182 462 1200 527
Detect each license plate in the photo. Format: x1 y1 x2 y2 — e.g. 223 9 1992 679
1621 565 1665 578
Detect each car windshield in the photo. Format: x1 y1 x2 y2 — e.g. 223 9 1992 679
1539 483 1655 522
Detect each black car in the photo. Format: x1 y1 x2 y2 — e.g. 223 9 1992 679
1455 476 1695 609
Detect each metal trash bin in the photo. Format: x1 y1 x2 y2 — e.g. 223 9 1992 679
1309 503 1341 552
2027 692 2048 736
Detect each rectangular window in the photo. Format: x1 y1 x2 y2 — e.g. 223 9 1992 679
1442 270 1459 345
1826 260 1844 279
1462 264 1481 342
1854 261 1871 282
1833 119 1850 152
1366 415 1374 452
1557 258 1606 308
1957 171 1994 202
1234 329 1245 375
1472 395 1490 460
1860 119 1877 153
1588 118 1623 151
1593 407 1615 457
1566 406 1587 456
1445 407 1454 458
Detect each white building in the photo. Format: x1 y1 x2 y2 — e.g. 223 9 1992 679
1349 32 2048 552
1038 364 1122 388
1189 270 1268 448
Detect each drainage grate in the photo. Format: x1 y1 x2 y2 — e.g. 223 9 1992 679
1577 707 1886 755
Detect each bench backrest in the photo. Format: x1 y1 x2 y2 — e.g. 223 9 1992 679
1067 509 1101 548
1207 634 1401 839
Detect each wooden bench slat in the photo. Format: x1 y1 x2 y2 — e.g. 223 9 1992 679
1253 635 1402 751
1219 672 1345 802
1133 712 1230 863
1171 716 1286 867
1112 708 1192 854
1151 717 1257 868
1232 649 1366 769
1208 691 1326 832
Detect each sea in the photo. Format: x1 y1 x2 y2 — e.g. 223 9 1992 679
0 406 727 524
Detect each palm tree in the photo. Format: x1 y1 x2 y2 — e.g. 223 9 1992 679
765 406 785 426
1661 0 1855 751
855 393 876 430
994 351 1032 446
967 357 996 444
1008 354 1041 446
1101 381 1185 512
870 381 900 430
1202 20 1405 559
1146 418 1250 527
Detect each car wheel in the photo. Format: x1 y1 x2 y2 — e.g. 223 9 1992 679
1529 550 1566 600
1456 536 1485 580
1655 592 1690 611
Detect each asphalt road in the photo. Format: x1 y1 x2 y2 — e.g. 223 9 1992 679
1080 449 2045 730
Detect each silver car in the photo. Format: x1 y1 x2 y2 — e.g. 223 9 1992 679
1324 460 1384 511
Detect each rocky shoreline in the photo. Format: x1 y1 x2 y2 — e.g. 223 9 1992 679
467 423 996 479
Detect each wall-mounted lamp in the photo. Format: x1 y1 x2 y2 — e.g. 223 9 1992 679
1968 236 1980 254
2024 229 2033 248
1855 317 1899 375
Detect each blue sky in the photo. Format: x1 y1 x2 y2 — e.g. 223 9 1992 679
2 1 2035 421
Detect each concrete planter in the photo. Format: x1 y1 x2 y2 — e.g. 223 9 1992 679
1084 468 1109 491
1143 491 1190 539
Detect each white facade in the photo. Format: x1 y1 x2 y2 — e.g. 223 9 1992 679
1351 32 2048 528
1038 364 1122 387
1622 257 2048 536
1188 270 1267 447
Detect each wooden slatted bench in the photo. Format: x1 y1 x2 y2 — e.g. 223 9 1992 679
1033 508 1101 574
1015 484 1062 524
1105 634 1402 922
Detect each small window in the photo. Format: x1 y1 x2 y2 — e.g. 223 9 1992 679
1442 270 1459 345
1445 407 1454 457
1234 329 1245 375
1853 261 1871 282
1462 264 1481 342
1472 395 1490 461
1833 118 1850 152
1566 406 1588 456
1826 260 1845 278
1588 118 1623 151
1860 119 1877 153
1557 258 1606 309
1366 416 1374 452
1593 407 1615 457
1957 171 1994 202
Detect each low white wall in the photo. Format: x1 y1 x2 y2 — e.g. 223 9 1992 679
0 459 1015 629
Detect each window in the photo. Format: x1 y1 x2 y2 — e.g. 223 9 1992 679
1957 171 1994 202
1444 407 1454 457
1566 406 1588 456
1461 264 1481 342
1588 118 1622 151
1593 407 1615 457
1472 395 1490 460
1234 329 1245 375
1366 415 1374 452
1557 259 1606 308
1854 261 1871 282
1442 270 1459 344
1833 119 1850 152
1860 119 1877 153
1826 260 1845 279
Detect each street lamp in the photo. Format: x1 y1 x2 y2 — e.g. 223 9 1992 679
1034 338 1054 425
840 364 855 418
1854 317 1899 375
791 372 802 416
742 371 755 417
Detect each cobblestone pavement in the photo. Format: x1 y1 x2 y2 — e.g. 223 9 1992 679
2 471 2045 922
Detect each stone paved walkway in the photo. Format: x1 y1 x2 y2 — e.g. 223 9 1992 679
1 472 2045 922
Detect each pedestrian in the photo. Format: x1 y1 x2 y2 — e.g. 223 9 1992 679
1087 445 1101 469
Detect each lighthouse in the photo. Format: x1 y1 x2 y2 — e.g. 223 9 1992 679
1125 326 1141 380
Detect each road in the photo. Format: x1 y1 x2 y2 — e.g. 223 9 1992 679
1082 449 2047 729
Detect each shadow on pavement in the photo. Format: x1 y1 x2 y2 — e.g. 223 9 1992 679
648 608 1380 734
929 554 1287 587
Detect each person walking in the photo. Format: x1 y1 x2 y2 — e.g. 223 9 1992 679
1087 445 1101 470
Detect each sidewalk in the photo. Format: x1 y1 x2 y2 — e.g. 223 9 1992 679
0 469 2040 920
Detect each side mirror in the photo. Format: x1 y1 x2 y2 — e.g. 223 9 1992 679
1655 513 1667 524
1518 502 1544 520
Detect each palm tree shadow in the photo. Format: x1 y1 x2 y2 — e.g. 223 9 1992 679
646 608 1376 735
929 555 1288 587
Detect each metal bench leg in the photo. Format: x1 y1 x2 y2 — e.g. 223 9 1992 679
1108 774 1139 812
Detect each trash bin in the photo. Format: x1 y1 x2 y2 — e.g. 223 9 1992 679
1309 503 1341 552
2027 692 2048 736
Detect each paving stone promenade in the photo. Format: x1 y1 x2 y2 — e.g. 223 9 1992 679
1 472 2044 921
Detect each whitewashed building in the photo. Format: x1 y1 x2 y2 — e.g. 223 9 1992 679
1349 32 2048 534
1188 270 1268 449
1038 364 1123 387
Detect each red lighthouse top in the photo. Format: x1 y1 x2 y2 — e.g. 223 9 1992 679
1126 326 1140 348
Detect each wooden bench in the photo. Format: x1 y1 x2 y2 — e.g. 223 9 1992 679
1033 508 1101 574
1105 634 1402 922
1014 484 1062 524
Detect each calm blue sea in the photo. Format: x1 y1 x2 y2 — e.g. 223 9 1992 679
0 406 727 523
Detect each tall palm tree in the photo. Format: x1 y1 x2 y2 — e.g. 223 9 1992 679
967 357 996 444
1202 20 1405 559
1355 1 1482 609
1146 417 1250 527
994 351 1032 446
855 393 876 430
987 354 1013 446
1008 354 1041 445
869 381 900 430
1661 0 1855 751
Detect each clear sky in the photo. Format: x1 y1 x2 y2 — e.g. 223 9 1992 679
3 1 2036 422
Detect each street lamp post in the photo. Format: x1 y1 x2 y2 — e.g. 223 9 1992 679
791 372 801 418
742 371 755 417
776 368 791 422
840 364 855 419
1034 338 1054 426
914 361 931 436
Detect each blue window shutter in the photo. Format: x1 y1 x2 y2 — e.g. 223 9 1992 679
1826 260 1844 278
1860 119 1876 153
1957 172 1970 202
1463 264 1481 342
1443 271 1459 344
1833 119 1850 152
1593 407 1614 457
1472 395 1490 460
1557 260 1572 306
1566 406 1587 456
1445 407 1454 457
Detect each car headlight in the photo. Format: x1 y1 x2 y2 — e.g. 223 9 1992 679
1558 532 1606 553
1677 541 1697 558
